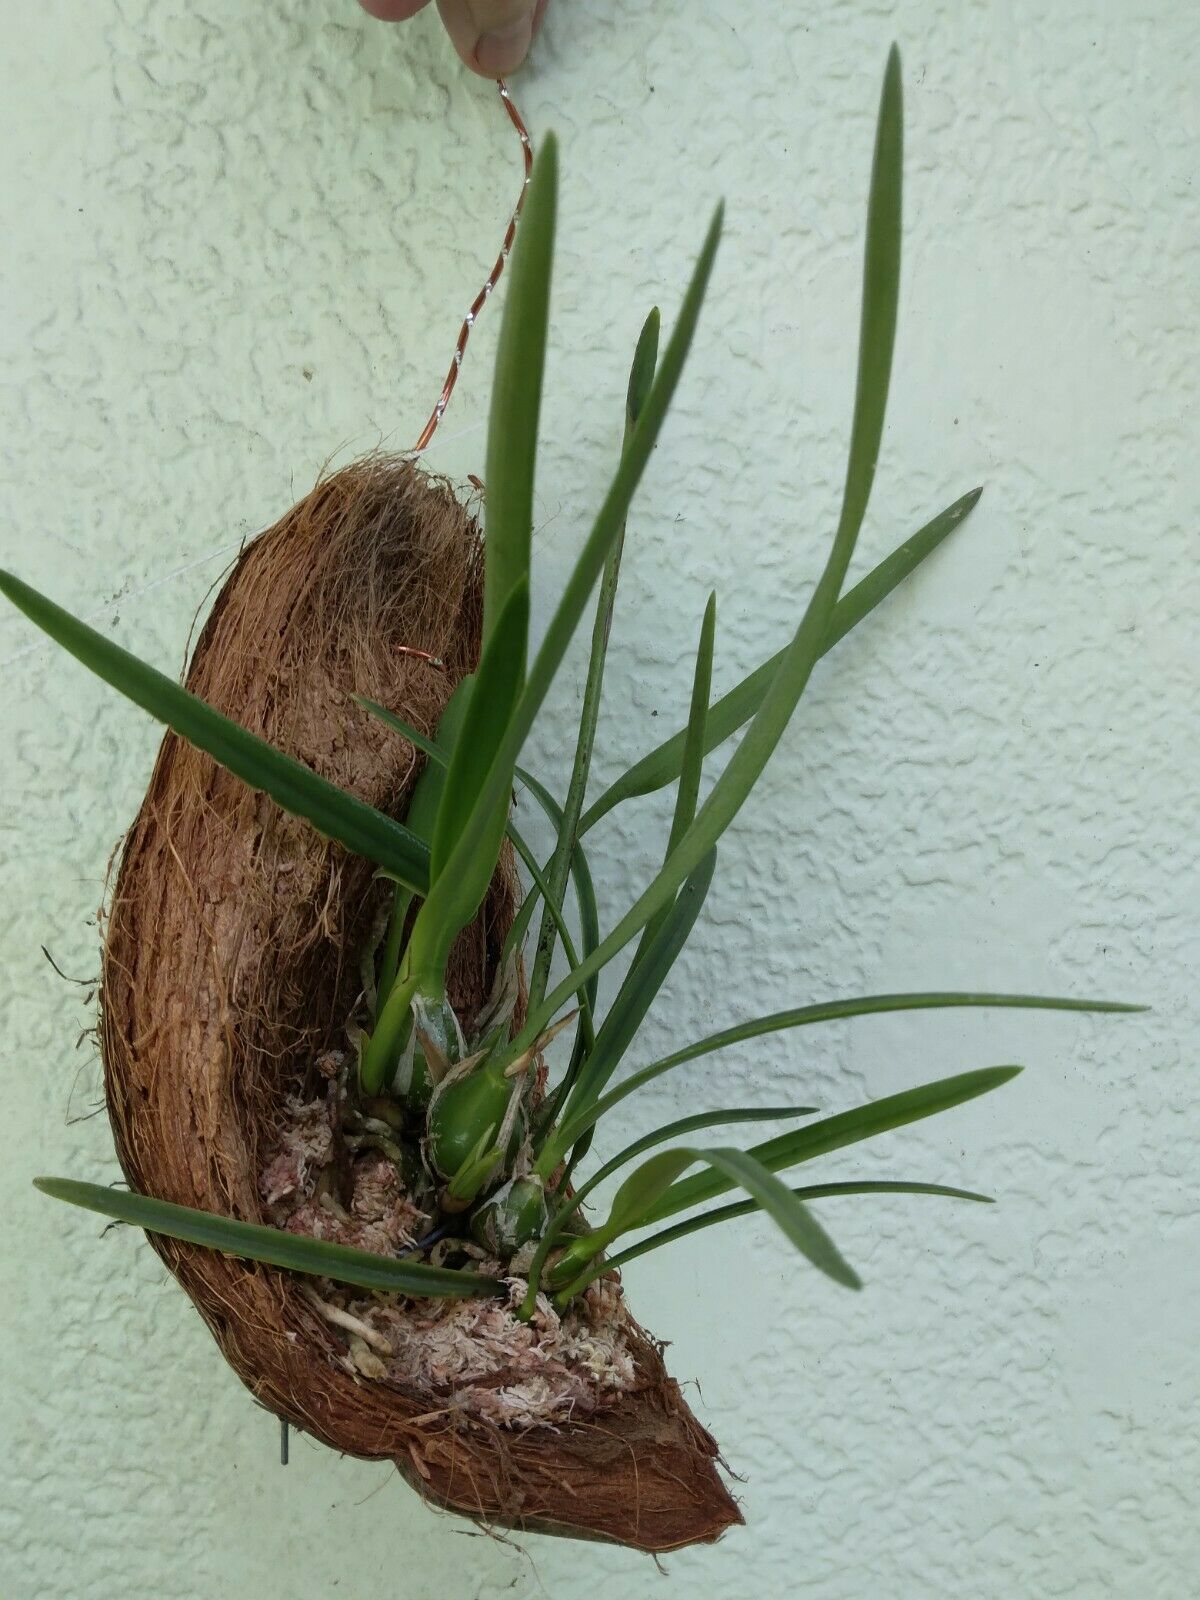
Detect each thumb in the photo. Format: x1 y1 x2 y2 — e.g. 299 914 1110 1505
435 0 545 78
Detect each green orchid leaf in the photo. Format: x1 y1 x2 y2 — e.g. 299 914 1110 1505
409 681 473 870
625 304 662 430
579 487 981 831
356 697 443 763
535 1147 699 1306
503 816 591 1029
607 1178 995 1273
528 307 662 1012
362 583 532 1088
507 770 601 1003
356 698 600 1028
501 884 540 970
482 133 557 654
397 128 556 977
572 1104 820 1210
357 694 599 1046
669 591 716 856
511 767 601 1073
604 1148 697 1242
0 572 431 892
629 591 715 969
407 677 475 849
410 583 530 979
553 582 713 1158
517 1103 819 1311
429 580 528 884
538 849 719 1175
406 203 723 995
512 52 905 1055
554 1144 860 1299
644 1064 1021 1225
555 990 1142 1147
691 1147 861 1289
378 675 475 1002
35 1177 500 1298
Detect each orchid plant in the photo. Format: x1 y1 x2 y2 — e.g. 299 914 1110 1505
4 50 1135 1319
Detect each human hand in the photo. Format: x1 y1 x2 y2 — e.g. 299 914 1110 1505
357 1 548 78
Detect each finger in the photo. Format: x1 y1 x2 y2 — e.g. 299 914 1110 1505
435 0 544 78
358 1 432 19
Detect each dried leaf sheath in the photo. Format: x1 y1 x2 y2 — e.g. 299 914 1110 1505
99 457 741 1552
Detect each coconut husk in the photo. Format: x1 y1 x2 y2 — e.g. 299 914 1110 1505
99 457 742 1553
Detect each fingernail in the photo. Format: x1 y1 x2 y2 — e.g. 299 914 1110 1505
475 16 533 76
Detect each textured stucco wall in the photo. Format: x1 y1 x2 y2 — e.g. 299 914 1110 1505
2 3 1197 1596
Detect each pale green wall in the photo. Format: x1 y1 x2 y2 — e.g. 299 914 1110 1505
3 3 1198 1596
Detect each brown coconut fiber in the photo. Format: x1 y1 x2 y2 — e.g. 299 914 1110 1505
99 456 742 1553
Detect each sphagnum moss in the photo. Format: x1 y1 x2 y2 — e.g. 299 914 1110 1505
6 48 1140 1545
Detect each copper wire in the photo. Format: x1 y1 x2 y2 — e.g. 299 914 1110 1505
393 643 446 667
412 79 534 454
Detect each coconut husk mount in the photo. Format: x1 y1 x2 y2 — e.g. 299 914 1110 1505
100 458 742 1553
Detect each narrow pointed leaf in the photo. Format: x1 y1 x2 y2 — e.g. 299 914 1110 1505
406 204 723 990
539 849 718 1173
629 591 715 967
693 1147 861 1288
513 55 905 1054
508 771 601 1004
669 592 716 855
35 1177 501 1298
357 698 448 764
522 1104 819 1304
605 1179 992 1272
528 307 661 1011
357 698 600 1019
0 572 431 891
644 1064 1021 1224
579 487 981 831
379 676 474 1001
604 1148 697 1241
429 581 528 883
646 989 1144 1072
503 816 592 1031
512 767 602 1083
407 582 532 977
407 678 475 849
554 989 1141 1148
501 883 540 969
573 1104 820 1208
560 1144 860 1296
521 1100 825 1312
625 305 662 429
483 134 557 653
534 1147 701 1306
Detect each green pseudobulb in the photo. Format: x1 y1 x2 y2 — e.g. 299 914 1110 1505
426 1059 521 1183
470 1175 549 1255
